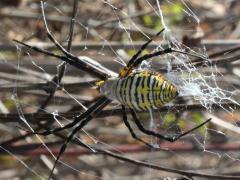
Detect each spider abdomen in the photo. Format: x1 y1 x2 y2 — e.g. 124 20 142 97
100 71 178 111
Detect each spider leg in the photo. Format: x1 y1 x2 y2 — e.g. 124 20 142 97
127 28 165 68
40 1 75 59
48 116 93 179
33 96 111 136
122 106 154 148
14 40 108 79
54 0 78 84
130 109 211 142
132 48 172 68
43 1 208 74
19 1 109 79
132 48 209 69
48 97 110 179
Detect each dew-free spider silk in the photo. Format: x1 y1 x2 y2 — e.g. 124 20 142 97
99 71 179 111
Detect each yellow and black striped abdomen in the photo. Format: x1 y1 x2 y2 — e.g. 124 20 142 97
99 71 178 111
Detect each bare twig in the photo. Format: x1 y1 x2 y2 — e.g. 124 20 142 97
4 40 240 52
2 143 239 179
3 142 240 156
0 9 70 23
0 102 237 124
88 10 153 28
0 81 96 92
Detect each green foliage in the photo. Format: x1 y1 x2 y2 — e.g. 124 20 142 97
3 99 15 110
140 3 184 34
154 20 163 31
127 49 149 57
163 112 176 128
163 112 207 136
142 15 153 27
163 2 184 24
163 113 185 129
192 112 207 136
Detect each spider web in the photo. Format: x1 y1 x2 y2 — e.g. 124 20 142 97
1 0 240 179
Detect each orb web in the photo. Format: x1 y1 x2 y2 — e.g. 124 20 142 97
1 0 240 179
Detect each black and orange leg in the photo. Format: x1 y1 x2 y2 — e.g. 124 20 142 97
29 96 111 136
40 1 109 80
130 109 211 142
121 106 154 148
127 28 165 68
131 47 209 69
48 96 111 180
14 1 109 80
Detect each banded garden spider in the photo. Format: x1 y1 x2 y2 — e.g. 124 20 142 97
15 1 211 179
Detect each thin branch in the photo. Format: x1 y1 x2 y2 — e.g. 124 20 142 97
2 143 239 179
36 0 79 114
0 80 97 92
0 9 71 23
97 149 240 179
162 53 240 72
190 45 240 64
3 142 240 156
0 102 237 124
3 40 240 52
88 10 154 28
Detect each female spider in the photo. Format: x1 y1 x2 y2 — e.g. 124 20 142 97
15 1 211 178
